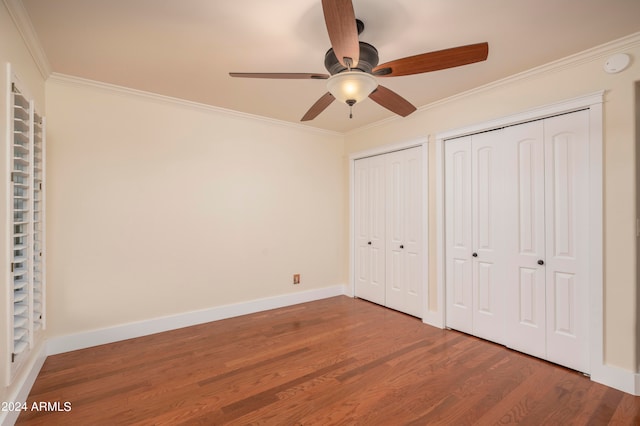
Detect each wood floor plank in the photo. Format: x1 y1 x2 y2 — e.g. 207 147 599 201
16 296 640 425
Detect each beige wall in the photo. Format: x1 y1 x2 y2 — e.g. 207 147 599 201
3 0 640 405
344 39 640 372
0 0 46 405
44 79 346 336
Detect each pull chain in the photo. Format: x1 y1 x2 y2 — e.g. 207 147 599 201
346 99 356 119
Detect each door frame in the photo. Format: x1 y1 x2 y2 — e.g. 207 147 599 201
348 138 429 319
434 91 604 374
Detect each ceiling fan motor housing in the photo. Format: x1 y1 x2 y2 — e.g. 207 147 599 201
324 42 379 75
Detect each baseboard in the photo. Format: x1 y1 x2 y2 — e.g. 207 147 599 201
0 343 47 426
591 363 640 396
47 285 347 356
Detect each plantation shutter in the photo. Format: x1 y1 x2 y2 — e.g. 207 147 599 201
7 67 47 381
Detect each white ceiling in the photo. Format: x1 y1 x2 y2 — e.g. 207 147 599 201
20 0 640 133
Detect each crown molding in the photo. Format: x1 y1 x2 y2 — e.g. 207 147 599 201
47 73 344 138
348 31 640 136
3 0 51 79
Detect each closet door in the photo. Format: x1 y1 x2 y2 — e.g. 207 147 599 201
354 155 386 305
543 110 589 372
445 133 506 341
385 147 423 317
470 131 506 344
452 111 590 373
445 137 473 333
503 121 547 359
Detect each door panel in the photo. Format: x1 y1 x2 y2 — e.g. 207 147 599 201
544 110 589 373
475 147 493 250
354 159 371 297
517 267 539 326
403 148 423 316
550 135 574 257
385 151 404 309
407 251 420 297
477 262 492 313
371 244 384 291
386 147 423 317
552 271 576 335
406 155 421 249
445 137 473 333
369 156 386 300
517 140 540 254
503 121 547 359
471 131 505 344
354 155 385 305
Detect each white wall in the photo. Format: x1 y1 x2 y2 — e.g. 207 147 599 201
345 35 640 372
0 0 46 408
44 77 346 336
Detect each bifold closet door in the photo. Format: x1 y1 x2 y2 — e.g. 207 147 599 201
354 146 423 318
470 131 507 344
503 112 589 372
502 120 547 360
354 155 386 306
446 110 590 373
445 137 473 333
445 133 506 343
385 147 423 318
543 111 589 372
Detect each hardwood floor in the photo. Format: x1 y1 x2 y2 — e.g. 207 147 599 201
16 296 640 425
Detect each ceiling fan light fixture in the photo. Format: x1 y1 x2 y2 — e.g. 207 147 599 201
326 71 378 105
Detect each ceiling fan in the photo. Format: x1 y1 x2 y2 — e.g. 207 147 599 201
230 0 489 121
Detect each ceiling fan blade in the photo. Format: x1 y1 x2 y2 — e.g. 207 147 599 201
373 42 489 77
229 72 329 80
369 85 417 117
321 0 360 68
301 92 335 121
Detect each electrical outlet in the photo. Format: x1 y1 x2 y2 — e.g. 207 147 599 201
293 274 300 285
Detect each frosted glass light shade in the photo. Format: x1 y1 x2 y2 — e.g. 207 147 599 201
326 71 378 104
